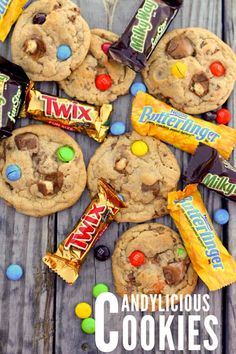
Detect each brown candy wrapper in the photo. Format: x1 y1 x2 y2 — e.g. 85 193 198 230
24 88 112 142
42 179 126 285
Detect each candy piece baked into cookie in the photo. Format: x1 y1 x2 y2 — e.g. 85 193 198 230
59 28 136 105
112 224 198 310
11 0 91 81
0 125 86 217
142 28 236 114
87 132 180 223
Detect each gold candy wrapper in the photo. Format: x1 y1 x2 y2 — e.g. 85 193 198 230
132 92 236 160
24 89 112 142
0 0 28 42
168 184 236 291
43 179 126 285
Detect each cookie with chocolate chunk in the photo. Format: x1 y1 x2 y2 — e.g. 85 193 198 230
59 28 136 105
142 28 236 114
112 223 198 310
11 0 91 81
87 132 180 222
0 125 86 217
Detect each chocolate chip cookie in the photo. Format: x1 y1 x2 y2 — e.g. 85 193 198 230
112 223 198 310
59 28 136 105
143 28 236 114
11 0 91 81
87 132 180 223
0 125 86 217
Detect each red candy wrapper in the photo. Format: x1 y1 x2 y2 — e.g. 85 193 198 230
42 179 126 285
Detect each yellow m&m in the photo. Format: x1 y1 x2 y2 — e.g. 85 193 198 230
171 61 188 78
75 302 92 319
131 140 149 157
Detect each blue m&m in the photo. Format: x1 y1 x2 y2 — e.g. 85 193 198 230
130 82 147 96
110 121 126 136
213 209 230 225
6 264 23 281
57 45 72 61
6 164 22 181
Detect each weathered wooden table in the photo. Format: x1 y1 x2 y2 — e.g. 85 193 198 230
0 0 236 353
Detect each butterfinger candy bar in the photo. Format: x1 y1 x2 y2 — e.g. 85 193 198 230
24 89 112 142
0 0 28 42
109 0 183 72
43 179 126 285
131 92 236 160
185 144 236 201
0 56 30 139
168 184 236 291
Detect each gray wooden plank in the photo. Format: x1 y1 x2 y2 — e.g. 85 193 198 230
0 25 56 354
223 1 236 353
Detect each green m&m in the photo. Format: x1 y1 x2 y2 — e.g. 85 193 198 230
81 318 95 334
92 283 109 298
57 145 75 162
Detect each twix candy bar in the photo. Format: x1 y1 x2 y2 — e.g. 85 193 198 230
24 88 112 142
43 179 126 285
131 92 236 160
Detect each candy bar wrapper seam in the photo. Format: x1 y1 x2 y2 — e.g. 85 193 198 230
0 0 28 42
42 179 126 285
131 92 236 160
168 184 236 291
185 144 236 201
23 89 112 142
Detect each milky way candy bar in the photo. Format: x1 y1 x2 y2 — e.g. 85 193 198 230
0 56 29 139
109 0 183 72
185 144 236 201
24 89 112 142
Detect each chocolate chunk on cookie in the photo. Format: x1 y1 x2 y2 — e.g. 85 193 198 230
11 0 91 81
0 125 86 217
59 28 136 105
112 223 198 310
87 132 180 223
143 28 236 114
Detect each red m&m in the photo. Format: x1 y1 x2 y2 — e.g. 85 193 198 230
210 62 225 77
216 108 231 124
95 74 112 91
102 42 112 55
129 251 145 267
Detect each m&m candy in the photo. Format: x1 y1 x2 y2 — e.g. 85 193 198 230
102 42 112 55
6 264 23 281
95 74 112 91
94 245 110 261
176 247 187 258
57 146 75 162
130 82 147 96
131 140 149 157
33 13 47 24
216 108 231 125
129 251 145 267
57 44 72 61
110 121 126 136
171 62 188 78
75 302 92 319
92 283 109 298
213 209 230 225
203 111 217 122
210 62 225 77
81 318 95 334
5 164 22 181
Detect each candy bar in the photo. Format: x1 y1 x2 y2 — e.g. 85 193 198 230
0 0 28 42
109 0 183 72
0 56 29 139
42 179 126 285
185 144 236 201
24 88 112 142
168 184 236 291
131 92 236 160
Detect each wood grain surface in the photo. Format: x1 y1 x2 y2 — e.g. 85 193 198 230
0 0 235 353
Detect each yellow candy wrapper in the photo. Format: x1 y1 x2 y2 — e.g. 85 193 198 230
168 184 236 291
0 0 28 42
131 92 236 160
